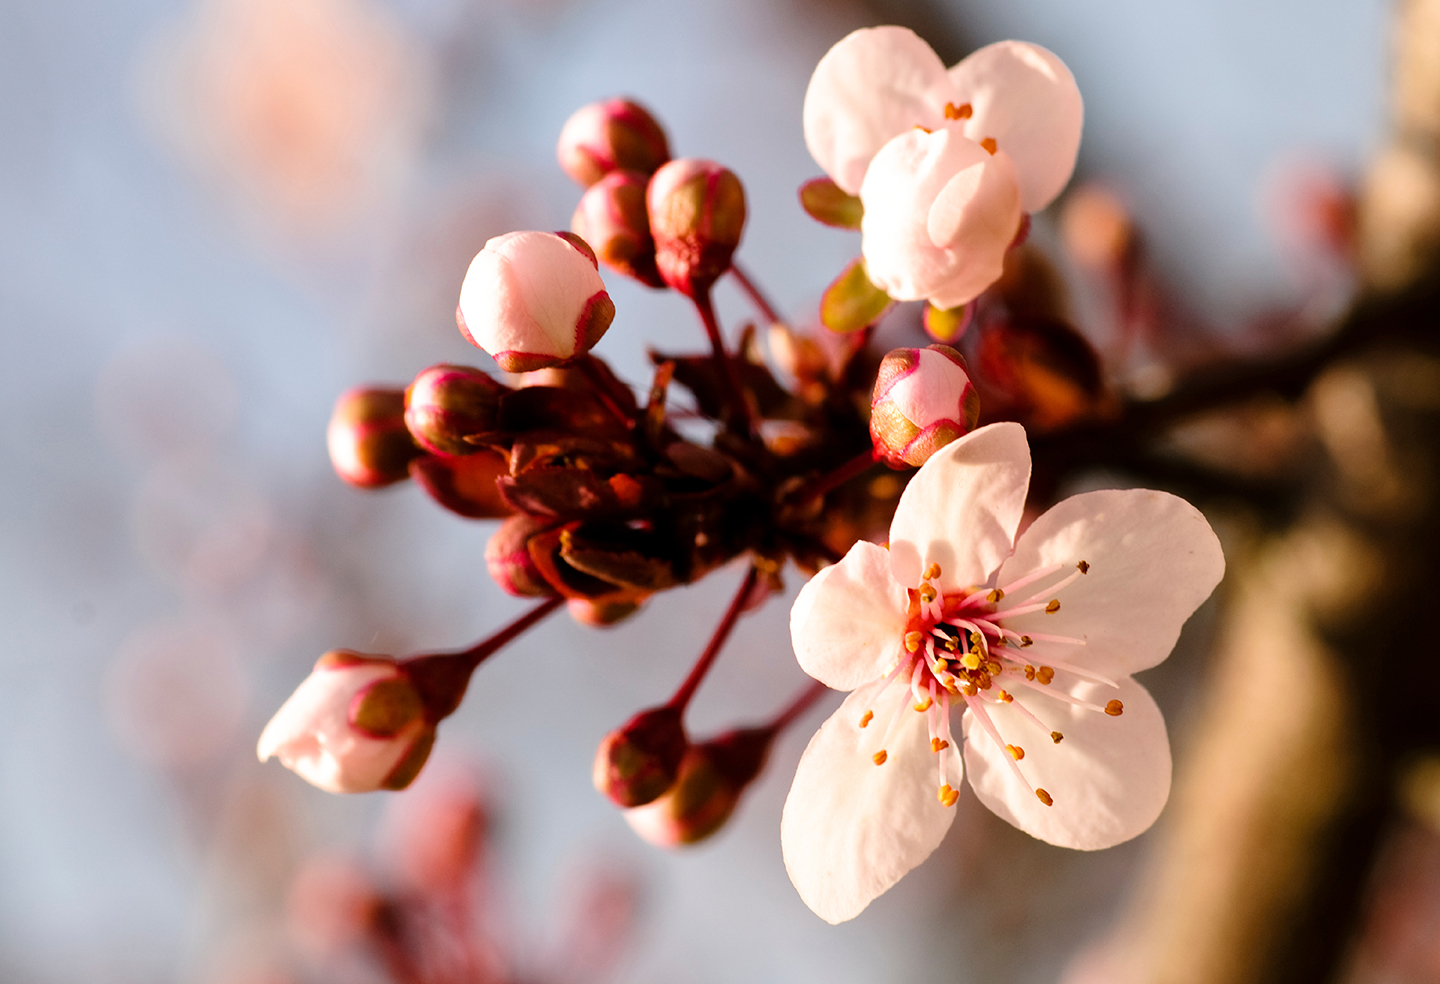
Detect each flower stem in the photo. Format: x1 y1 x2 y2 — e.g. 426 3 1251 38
692 288 757 434
667 564 760 713
765 680 829 735
730 261 782 326
792 449 879 508
407 595 565 721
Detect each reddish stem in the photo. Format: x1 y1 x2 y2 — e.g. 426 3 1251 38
406 595 565 721
766 680 830 735
792 449 879 508
692 288 757 434
730 262 782 326
667 565 760 713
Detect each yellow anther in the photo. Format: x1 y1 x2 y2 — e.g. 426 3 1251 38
1051 731 1064 743
872 750 888 765
987 588 1005 603
978 673 993 691
931 737 949 753
1077 560 1090 574
1105 699 1125 717
859 710 873 728
1020 636 1034 648
980 136 998 154
938 783 960 807
961 652 982 671
1024 664 1036 680
987 660 1002 675
913 124 933 134
1036 788 1054 807
923 562 941 580
943 102 973 121
997 690 1013 703
1007 744 1025 761
1037 666 1055 685
904 631 924 653
918 584 937 604
914 697 933 712
1045 599 1061 614
962 682 978 696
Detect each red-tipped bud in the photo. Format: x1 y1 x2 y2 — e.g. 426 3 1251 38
870 345 980 468
404 364 506 456
624 727 773 847
557 98 671 187
593 705 688 808
486 515 560 598
327 387 422 488
572 170 665 288
411 451 512 519
457 231 616 373
647 159 746 297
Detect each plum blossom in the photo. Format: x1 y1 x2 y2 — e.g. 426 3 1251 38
803 28 1082 307
456 231 616 373
258 651 434 793
782 422 1223 923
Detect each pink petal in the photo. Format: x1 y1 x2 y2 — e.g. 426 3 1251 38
860 128 1020 307
888 421 1031 593
803 26 953 195
885 347 973 429
457 231 609 368
962 676 1169 849
791 540 910 691
781 675 959 923
946 41 1083 212
995 488 1225 678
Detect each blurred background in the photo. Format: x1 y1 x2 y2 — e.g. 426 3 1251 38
0 0 1416 981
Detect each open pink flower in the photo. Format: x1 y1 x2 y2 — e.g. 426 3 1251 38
782 422 1223 923
803 28 1082 307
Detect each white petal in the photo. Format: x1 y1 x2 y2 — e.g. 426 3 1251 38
947 41 1083 212
803 26 954 195
791 540 910 690
885 347 973 429
923 148 1022 308
782 675 960 923
962 676 1169 849
888 421 1031 593
995 489 1224 678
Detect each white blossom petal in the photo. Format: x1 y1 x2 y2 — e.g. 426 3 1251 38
996 489 1224 678
888 421 1031 593
782 675 960 923
947 41 1083 212
962 676 1169 849
791 540 910 690
803 26 954 195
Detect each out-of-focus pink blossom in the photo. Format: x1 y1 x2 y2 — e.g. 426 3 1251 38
804 28 1082 307
456 231 616 373
258 651 433 793
870 345 980 468
782 423 1224 922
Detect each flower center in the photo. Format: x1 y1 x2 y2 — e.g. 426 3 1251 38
862 557 1126 811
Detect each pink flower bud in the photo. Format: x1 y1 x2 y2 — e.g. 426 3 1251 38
456 231 616 373
572 170 665 288
485 514 560 598
624 727 773 847
592 705 688 808
557 98 671 187
870 345 980 468
647 159 747 297
403 363 506 456
327 387 422 488
257 651 434 793
410 450 513 519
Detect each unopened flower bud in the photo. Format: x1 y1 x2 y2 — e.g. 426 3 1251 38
404 364 506 456
258 651 435 793
327 387 423 488
593 705 688 808
557 98 671 187
411 450 512 519
486 515 560 598
870 345 980 468
457 231 616 373
572 170 665 288
568 596 643 626
624 727 774 847
647 159 746 297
